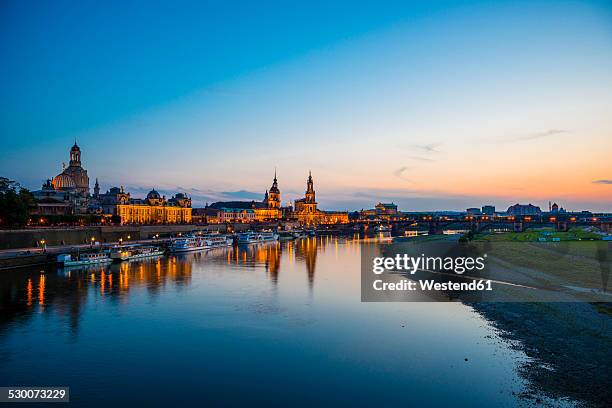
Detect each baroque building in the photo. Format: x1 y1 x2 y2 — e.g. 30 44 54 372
292 172 348 225
32 142 91 214
96 187 192 224
52 142 90 195
208 172 282 222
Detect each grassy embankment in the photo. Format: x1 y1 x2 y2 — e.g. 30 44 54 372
472 228 609 290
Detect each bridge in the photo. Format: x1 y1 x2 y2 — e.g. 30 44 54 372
317 214 612 236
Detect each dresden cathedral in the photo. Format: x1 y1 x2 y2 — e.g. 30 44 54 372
292 171 348 225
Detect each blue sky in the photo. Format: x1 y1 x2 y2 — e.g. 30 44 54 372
1 0 611 211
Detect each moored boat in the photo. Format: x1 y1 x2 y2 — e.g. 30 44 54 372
110 245 164 262
236 231 279 244
168 235 209 253
203 234 233 248
57 252 112 267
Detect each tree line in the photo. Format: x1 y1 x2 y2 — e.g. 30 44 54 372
0 177 34 227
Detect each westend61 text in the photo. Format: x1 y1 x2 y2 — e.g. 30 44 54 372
373 279 493 292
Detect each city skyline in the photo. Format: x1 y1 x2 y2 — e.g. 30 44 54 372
1 0 611 211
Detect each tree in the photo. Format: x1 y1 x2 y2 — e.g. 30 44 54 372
0 177 35 227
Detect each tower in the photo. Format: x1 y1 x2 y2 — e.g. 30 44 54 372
267 169 281 209
94 178 100 198
305 170 315 203
70 142 81 167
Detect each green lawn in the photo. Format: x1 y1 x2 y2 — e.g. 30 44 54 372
475 227 602 242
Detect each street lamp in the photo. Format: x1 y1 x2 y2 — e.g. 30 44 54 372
40 239 46 253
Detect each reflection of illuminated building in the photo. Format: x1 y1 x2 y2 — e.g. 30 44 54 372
295 237 318 287
224 242 282 283
292 172 349 225
265 243 281 283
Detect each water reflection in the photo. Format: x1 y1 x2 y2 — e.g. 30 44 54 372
1 235 599 407
0 237 337 336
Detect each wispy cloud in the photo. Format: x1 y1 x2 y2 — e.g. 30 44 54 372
396 143 441 154
593 179 612 185
413 143 440 153
392 166 415 183
516 129 568 141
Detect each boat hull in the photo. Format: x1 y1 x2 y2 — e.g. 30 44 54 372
63 258 112 267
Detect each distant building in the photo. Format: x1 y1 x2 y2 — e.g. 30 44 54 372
218 208 256 223
506 203 542 216
208 172 282 221
360 202 400 220
481 205 495 215
548 202 566 214
292 172 349 225
376 202 398 215
466 207 482 215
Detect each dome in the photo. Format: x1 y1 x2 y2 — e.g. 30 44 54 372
71 142 80 152
52 173 76 190
147 189 161 199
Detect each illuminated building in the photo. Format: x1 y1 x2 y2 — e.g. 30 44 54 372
292 172 348 225
100 187 192 224
359 202 400 221
32 142 91 214
208 172 282 222
217 208 256 223
52 142 90 195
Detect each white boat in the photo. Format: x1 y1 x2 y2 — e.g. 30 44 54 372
374 225 392 232
236 231 279 244
168 235 209 253
203 234 233 248
57 252 112 267
110 245 164 262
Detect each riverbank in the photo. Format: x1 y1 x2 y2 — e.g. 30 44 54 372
471 302 611 407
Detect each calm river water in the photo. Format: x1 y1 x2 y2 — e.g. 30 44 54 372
0 237 570 406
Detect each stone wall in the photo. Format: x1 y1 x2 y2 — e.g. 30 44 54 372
0 224 228 250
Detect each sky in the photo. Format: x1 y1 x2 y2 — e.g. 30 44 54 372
1 0 611 211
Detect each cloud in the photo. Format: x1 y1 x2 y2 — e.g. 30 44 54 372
393 166 408 177
392 166 415 183
396 143 440 154
593 179 612 185
413 143 440 153
516 129 568 141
